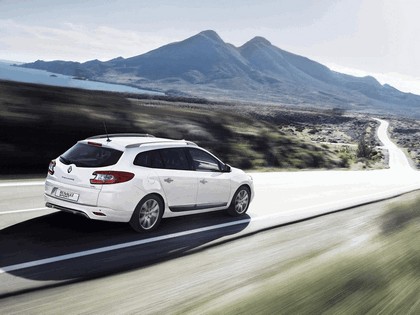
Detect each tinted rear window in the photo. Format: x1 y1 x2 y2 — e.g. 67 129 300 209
60 143 123 167
134 148 191 170
134 150 164 168
160 148 191 170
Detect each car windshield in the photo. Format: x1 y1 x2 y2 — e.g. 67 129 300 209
59 143 123 167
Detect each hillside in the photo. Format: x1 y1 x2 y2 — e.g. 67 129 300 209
0 80 384 175
21 30 420 117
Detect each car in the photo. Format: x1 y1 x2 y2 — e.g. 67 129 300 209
45 134 254 232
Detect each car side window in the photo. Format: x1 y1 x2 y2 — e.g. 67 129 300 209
159 148 191 170
133 150 164 168
189 148 221 172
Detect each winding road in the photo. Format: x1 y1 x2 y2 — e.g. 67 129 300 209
0 118 419 312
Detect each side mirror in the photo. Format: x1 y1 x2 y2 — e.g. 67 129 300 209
222 164 231 173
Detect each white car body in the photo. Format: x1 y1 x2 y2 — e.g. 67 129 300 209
44 134 254 231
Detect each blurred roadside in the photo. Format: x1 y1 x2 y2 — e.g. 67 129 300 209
1 80 385 176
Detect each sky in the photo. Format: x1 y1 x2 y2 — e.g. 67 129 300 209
1 0 420 94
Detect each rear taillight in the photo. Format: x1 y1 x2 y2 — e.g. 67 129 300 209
90 171 135 184
48 160 56 175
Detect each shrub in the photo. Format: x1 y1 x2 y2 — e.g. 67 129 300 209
357 135 372 159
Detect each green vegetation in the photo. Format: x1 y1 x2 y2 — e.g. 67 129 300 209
337 145 353 168
382 195 420 234
213 196 420 314
357 134 373 158
356 134 383 168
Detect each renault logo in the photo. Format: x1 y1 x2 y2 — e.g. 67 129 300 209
67 166 72 173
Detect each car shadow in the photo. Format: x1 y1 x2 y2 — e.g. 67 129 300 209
0 210 250 284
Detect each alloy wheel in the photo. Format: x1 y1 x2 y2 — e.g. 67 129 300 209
139 199 160 230
234 189 249 214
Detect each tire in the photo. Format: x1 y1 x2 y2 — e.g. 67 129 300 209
129 195 164 232
227 186 250 217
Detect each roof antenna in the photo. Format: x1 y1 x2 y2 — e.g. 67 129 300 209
103 121 111 142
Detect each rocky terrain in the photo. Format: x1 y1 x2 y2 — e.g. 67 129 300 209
388 118 420 168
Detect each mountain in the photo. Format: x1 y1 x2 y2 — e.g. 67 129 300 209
21 30 420 117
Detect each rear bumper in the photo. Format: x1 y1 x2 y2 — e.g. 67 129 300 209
46 202 89 218
45 194 132 222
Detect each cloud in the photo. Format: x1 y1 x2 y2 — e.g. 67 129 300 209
0 19 174 62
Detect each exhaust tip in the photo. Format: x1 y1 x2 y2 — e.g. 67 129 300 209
93 211 106 217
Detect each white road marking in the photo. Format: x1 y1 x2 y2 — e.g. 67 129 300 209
0 207 49 215
0 181 44 187
0 219 251 274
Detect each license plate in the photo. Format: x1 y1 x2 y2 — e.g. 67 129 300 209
55 189 79 202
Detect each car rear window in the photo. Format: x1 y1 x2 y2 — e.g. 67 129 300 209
59 143 123 167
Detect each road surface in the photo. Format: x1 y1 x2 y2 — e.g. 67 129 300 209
0 118 419 312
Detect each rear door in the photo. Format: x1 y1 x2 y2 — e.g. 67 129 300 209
154 148 198 211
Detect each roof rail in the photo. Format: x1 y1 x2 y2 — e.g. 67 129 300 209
125 139 197 149
87 133 155 140
125 140 171 148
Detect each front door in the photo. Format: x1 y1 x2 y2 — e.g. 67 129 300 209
188 148 231 208
196 171 231 208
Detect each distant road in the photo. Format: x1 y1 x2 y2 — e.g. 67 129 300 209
374 118 412 170
0 118 419 310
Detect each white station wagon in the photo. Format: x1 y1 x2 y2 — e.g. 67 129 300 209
45 134 254 232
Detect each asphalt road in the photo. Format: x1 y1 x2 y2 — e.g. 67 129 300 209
0 118 419 312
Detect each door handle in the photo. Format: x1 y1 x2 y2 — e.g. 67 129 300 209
200 179 208 184
164 178 174 183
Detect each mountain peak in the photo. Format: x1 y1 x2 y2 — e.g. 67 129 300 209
243 36 272 47
198 30 223 42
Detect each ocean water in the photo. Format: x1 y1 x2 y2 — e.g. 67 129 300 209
0 61 164 95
